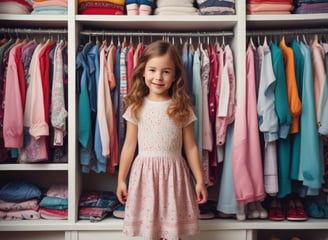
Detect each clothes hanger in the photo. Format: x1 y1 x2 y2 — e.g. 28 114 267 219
221 31 226 49
249 36 255 49
117 35 121 47
263 35 268 47
302 34 308 44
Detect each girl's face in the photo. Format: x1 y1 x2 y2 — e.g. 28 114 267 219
143 53 175 101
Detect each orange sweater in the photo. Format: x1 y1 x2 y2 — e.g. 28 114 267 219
279 38 302 134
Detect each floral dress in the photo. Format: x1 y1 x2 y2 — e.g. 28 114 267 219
122 98 200 240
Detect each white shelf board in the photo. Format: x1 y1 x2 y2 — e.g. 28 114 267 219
0 163 68 171
1 218 328 232
0 14 68 27
246 13 328 29
76 15 238 31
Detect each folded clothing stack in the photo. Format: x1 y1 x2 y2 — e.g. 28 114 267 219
39 184 68 220
196 0 235 15
31 0 68 15
79 191 119 222
78 0 125 15
246 0 294 14
0 0 32 14
0 180 42 220
294 0 328 13
154 0 199 15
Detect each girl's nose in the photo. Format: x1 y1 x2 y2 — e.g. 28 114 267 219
155 71 162 80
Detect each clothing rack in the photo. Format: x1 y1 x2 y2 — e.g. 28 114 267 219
0 27 68 35
246 27 328 37
79 30 234 38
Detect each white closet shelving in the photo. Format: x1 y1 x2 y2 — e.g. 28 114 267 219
0 1 327 239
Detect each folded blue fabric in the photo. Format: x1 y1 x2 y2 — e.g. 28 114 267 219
0 180 42 202
39 196 68 210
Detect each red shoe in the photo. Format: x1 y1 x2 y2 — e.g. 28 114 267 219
268 198 284 221
286 199 308 221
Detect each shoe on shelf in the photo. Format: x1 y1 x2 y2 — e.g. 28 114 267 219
247 202 260 219
268 198 284 221
236 204 246 221
256 201 268 219
198 202 215 220
113 204 125 219
305 200 324 218
286 198 308 221
216 211 236 219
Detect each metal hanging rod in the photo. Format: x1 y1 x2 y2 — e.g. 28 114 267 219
246 27 328 36
79 30 234 37
0 28 67 34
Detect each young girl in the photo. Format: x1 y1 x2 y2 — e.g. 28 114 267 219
116 40 208 240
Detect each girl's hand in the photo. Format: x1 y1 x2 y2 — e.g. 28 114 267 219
195 183 208 204
116 181 128 204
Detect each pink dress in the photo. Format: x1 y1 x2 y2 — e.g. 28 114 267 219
122 98 200 240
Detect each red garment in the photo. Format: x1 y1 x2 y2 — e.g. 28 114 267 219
3 0 33 10
207 44 219 184
38 40 55 159
16 43 25 110
247 0 293 3
39 207 68 219
126 41 134 92
79 1 124 14
39 40 56 125
79 7 124 15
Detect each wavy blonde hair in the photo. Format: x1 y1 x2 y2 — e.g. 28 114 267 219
124 40 193 124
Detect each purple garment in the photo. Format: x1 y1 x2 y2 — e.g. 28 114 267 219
294 2 328 13
22 40 38 84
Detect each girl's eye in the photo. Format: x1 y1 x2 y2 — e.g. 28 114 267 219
164 71 170 74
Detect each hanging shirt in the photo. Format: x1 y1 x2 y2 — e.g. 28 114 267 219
289 39 304 181
192 47 203 156
3 41 26 148
311 35 328 135
257 40 279 142
51 40 68 146
279 37 302 134
77 42 94 172
95 41 112 173
216 44 236 146
231 43 265 204
270 41 292 139
199 43 212 185
298 41 322 191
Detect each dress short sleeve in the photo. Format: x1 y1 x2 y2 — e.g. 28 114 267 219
183 109 197 127
123 106 138 125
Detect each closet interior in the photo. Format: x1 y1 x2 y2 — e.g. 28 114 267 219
0 1 328 240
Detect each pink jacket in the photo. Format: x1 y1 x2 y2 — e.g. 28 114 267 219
24 42 49 138
3 42 25 148
231 44 265 204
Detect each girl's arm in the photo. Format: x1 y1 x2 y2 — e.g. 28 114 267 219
116 121 138 204
183 123 208 204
